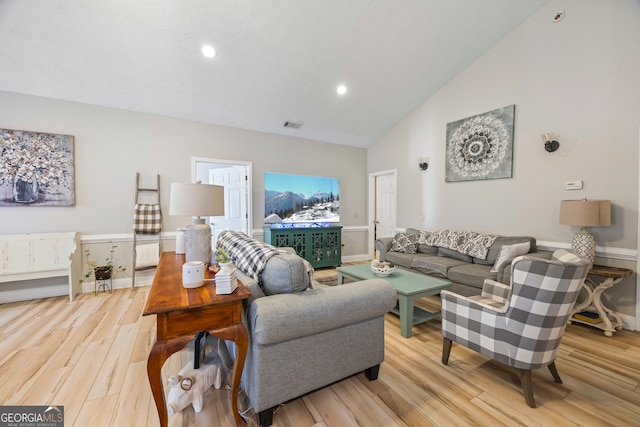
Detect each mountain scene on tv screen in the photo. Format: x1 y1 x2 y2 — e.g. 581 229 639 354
265 189 339 223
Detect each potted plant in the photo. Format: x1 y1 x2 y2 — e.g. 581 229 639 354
80 241 127 288
214 248 235 276
94 265 114 281
215 247 231 264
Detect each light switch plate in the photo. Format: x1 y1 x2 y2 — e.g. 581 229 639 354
565 180 583 190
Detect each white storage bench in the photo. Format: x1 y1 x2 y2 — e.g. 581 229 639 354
0 232 82 303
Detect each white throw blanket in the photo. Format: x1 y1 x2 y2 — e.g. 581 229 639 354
424 229 500 260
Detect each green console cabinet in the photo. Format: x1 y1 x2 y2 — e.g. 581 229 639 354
264 226 342 268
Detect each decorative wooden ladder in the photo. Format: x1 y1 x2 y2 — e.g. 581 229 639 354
132 173 162 286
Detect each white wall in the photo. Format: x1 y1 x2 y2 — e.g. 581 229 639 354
368 0 640 319
0 91 369 276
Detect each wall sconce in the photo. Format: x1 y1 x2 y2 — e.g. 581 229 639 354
419 157 429 171
542 133 560 153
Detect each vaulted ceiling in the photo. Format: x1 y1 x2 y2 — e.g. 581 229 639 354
0 0 549 147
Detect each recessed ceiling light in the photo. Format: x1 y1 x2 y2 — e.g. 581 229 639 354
201 45 216 58
336 85 347 96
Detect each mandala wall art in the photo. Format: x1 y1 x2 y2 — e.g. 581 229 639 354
445 105 515 183
0 128 75 206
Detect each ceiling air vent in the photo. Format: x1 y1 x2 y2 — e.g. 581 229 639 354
283 121 303 129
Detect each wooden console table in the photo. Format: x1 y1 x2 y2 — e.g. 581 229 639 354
143 252 250 426
569 265 633 336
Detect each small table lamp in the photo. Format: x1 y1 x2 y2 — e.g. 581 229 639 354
170 182 225 264
559 198 611 264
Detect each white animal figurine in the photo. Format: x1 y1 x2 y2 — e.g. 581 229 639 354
166 355 223 416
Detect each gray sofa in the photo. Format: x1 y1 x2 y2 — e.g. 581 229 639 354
216 232 397 427
376 228 550 296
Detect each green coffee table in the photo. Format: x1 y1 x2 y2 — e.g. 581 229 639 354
337 264 451 338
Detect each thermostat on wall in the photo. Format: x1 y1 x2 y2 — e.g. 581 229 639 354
565 180 583 190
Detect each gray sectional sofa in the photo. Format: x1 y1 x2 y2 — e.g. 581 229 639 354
216 231 397 427
376 228 550 296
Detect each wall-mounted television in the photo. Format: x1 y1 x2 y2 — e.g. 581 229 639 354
264 172 340 225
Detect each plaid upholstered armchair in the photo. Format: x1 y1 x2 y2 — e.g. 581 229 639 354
440 249 590 407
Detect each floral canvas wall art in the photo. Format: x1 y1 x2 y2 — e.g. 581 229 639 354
0 128 75 206
445 105 515 183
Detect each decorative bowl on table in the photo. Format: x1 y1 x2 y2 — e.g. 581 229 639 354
371 260 395 276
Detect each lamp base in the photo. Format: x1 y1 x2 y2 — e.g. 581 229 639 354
571 227 595 264
185 219 212 265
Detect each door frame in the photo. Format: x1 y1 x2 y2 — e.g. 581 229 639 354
636 127 639 331
368 169 397 260
191 157 253 238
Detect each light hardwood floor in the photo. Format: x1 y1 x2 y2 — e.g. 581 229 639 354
1 266 640 426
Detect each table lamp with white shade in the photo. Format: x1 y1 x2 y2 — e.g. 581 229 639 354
559 198 611 264
169 182 225 264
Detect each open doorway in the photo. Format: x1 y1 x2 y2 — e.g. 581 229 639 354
191 157 253 243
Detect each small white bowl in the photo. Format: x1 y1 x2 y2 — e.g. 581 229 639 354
371 265 395 276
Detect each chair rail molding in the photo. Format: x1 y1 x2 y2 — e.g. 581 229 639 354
537 241 637 262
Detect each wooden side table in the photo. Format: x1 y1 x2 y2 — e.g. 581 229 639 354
569 265 632 336
143 252 251 426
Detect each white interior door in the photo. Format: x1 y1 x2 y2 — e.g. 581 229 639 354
209 166 248 243
375 172 396 239
368 169 397 259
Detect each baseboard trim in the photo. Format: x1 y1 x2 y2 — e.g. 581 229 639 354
80 270 155 294
342 254 370 263
0 284 68 304
619 312 635 331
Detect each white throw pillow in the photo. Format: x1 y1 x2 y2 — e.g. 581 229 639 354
490 242 530 273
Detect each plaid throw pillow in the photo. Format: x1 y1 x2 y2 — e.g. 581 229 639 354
133 204 162 234
391 233 418 254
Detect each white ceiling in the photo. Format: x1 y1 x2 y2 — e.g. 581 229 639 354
0 0 549 148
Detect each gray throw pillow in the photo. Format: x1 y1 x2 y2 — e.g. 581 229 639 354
412 229 437 254
418 244 438 255
260 252 310 295
437 247 473 263
490 242 530 272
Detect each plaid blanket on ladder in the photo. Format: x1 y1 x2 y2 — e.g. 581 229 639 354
217 230 280 282
133 204 162 234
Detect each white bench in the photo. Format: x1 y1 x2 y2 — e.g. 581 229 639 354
0 232 82 303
